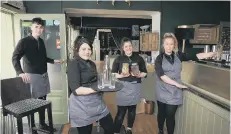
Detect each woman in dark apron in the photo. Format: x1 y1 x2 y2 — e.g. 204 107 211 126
155 33 217 134
111 37 147 134
67 36 114 134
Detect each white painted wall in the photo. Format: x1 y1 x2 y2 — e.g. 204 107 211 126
0 10 16 79
151 12 161 59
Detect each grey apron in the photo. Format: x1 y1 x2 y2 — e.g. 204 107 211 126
69 91 109 127
116 81 141 106
27 73 50 98
155 55 183 105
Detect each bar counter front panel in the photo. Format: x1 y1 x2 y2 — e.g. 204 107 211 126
181 62 230 105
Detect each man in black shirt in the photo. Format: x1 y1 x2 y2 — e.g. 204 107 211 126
12 17 63 133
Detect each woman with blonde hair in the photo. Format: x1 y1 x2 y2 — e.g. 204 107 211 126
155 33 216 134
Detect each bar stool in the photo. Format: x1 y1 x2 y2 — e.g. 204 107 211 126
1 77 54 134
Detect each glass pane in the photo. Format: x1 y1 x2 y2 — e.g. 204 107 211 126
20 19 62 90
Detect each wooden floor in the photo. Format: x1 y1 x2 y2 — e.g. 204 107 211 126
61 92 160 134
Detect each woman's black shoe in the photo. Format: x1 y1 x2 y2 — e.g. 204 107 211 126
158 130 164 134
126 129 132 134
39 123 57 132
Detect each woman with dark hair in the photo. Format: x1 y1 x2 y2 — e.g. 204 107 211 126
67 36 114 134
155 33 217 134
111 37 148 134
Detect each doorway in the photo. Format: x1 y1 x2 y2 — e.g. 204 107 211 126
13 14 68 124
64 8 161 62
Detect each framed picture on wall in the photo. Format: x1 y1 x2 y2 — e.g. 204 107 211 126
132 40 139 52
132 25 139 37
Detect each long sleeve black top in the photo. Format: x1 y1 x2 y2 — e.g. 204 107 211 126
12 36 54 75
67 56 98 96
111 53 148 83
155 51 198 78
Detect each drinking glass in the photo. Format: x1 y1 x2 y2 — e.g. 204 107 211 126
98 74 104 90
215 45 223 61
109 74 116 89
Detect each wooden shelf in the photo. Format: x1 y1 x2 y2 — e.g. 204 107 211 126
140 32 159 51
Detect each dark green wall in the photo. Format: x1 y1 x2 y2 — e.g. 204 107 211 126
160 1 230 54
23 1 230 34
70 17 152 28
23 1 230 54
23 1 161 13
161 1 230 34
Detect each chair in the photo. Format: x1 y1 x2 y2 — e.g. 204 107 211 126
1 77 54 134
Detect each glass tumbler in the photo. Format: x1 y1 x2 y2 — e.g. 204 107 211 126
98 74 104 90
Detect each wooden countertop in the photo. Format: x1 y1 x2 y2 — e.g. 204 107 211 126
183 82 230 110
93 61 155 73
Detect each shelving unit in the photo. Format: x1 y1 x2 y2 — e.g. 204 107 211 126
140 32 159 51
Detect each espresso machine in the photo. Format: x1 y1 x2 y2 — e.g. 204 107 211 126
179 22 230 68
200 22 230 68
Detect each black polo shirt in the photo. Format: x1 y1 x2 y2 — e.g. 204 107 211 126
155 52 198 78
67 56 98 96
12 36 54 75
111 53 147 83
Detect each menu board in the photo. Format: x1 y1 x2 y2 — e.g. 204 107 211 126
190 24 219 44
